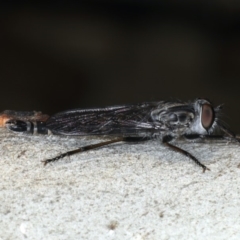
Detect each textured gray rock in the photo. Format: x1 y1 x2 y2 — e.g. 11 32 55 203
0 128 240 239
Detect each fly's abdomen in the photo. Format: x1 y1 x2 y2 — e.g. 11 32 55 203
6 120 49 135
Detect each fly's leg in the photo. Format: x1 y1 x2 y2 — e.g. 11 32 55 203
43 137 150 165
184 133 240 143
170 132 240 172
164 142 210 173
186 122 240 143
42 138 124 165
162 135 210 172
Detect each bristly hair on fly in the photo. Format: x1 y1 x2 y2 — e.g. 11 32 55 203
212 102 224 134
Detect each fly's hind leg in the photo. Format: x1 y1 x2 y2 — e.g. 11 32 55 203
42 136 150 165
42 137 125 165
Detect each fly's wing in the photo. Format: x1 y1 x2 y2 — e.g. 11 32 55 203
46 103 160 136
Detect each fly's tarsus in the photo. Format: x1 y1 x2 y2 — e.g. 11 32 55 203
42 153 69 166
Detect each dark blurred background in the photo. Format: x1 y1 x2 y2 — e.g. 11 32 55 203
1 2 240 131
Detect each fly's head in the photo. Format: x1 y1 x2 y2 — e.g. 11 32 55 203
188 98 221 135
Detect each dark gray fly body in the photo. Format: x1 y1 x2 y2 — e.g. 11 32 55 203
4 98 238 172
46 99 218 138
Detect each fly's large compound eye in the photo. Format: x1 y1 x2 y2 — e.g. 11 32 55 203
201 104 214 130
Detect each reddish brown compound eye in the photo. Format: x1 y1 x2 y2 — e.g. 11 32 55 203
201 104 214 129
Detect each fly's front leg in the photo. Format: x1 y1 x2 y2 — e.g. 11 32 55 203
184 133 240 143
42 137 125 165
162 135 210 172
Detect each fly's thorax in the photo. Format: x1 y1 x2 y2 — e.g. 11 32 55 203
150 102 195 135
150 99 219 137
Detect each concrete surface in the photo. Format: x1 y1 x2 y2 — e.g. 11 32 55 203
0 128 240 239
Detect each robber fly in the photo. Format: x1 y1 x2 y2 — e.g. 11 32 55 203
2 99 239 172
